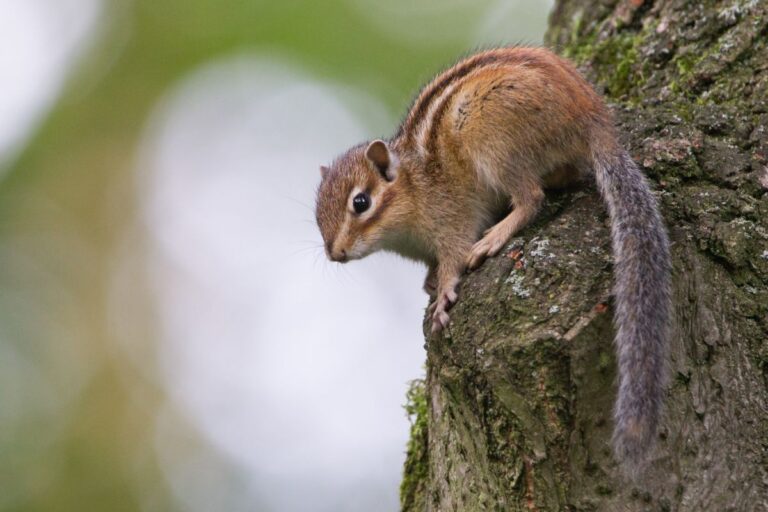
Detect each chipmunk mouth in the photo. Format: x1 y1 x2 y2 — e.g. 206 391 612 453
346 240 375 261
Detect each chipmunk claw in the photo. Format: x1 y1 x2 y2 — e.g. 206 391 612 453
430 286 458 333
431 310 450 333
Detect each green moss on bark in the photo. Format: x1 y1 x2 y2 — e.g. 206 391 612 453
400 378 428 512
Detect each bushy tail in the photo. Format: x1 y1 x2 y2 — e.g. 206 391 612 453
593 148 671 477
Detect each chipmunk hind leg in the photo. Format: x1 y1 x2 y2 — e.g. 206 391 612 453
466 174 544 270
541 162 584 189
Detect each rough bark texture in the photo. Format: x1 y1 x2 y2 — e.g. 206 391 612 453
401 1 768 510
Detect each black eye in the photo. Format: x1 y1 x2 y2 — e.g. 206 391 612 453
352 192 370 214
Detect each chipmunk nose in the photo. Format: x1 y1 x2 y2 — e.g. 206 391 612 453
326 241 348 262
330 248 348 263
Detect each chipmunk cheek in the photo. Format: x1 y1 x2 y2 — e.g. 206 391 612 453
348 237 375 259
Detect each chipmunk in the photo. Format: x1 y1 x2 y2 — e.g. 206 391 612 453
315 47 671 474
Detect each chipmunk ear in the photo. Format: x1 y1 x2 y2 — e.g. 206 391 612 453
365 140 397 182
319 165 329 179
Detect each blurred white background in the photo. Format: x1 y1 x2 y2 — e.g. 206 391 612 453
0 1 552 510
135 56 427 510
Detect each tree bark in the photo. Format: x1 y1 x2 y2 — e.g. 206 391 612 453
401 1 768 510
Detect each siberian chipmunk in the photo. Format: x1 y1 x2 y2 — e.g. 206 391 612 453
315 47 671 474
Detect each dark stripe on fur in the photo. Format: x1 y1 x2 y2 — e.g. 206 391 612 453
397 48 541 141
397 54 496 139
423 76 470 157
360 187 396 234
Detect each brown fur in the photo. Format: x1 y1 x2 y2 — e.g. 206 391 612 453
317 47 608 310
315 47 671 476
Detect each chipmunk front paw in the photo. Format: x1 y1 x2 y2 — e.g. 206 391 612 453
467 225 508 270
430 284 458 333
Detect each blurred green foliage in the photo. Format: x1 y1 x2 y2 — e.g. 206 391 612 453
0 1 550 510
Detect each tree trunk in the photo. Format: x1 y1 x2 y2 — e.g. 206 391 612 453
401 1 768 510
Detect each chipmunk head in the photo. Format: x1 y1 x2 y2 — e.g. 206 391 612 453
315 139 406 263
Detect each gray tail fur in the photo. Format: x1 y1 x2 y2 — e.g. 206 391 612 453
592 148 671 477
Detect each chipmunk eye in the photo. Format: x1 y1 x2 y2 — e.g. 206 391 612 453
352 192 370 214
